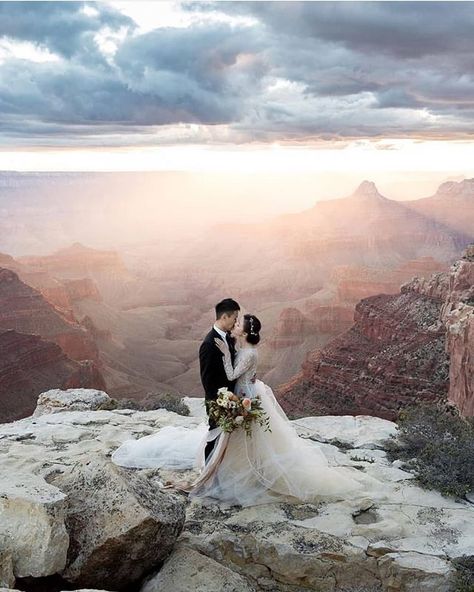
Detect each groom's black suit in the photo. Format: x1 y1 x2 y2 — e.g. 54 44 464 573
199 328 236 461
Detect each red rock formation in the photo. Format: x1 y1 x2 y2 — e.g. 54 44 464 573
0 329 105 423
441 248 474 415
271 181 472 267
305 305 355 334
332 258 449 304
0 268 99 363
268 308 315 349
278 281 450 420
80 315 112 342
63 278 101 302
17 242 133 305
0 251 102 317
0 252 19 271
278 246 474 420
268 306 355 350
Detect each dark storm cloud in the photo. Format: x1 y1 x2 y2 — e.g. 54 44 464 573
0 10 265 137
200 1 474 139
113 24 267 122
0 1 473 146
202 1 474 59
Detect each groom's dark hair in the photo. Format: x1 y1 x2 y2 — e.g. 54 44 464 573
215 298 240 319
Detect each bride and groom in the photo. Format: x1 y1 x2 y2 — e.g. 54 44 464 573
112 298 378 507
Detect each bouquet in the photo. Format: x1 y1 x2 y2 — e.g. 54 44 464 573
208 387 271 437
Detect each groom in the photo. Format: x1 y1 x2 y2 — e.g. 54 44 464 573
199 298 240 462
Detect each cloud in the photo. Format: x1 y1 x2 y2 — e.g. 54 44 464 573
206 2 474 59
0 1 473 147
0 1 134 60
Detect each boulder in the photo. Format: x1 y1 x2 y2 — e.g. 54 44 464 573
1 402 473 592
378 552 454 592
49 457 186 590
34 388 113 417
141 544 256 592
0 472 68 578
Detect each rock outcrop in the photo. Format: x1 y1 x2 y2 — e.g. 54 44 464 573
0 473 68 578
33 388 113 417
8 391 474 592
278 290 449 420
30 277 102 314
2 389 473 592
278 247 473 420
332 257 448 304
54 457 186 590
0 389 188 591
442 247 474 415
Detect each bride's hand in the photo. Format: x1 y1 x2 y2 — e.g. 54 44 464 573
214 338 229 354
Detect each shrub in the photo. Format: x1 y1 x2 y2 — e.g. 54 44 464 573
141 392 190 416
386 400 474 497
452 556 474 592
111 394 190 416
111 397 141 410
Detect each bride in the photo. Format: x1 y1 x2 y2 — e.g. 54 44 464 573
112 313 381 507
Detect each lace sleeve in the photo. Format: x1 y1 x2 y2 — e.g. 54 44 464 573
221 348 255 381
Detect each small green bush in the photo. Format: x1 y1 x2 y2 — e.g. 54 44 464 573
386 401 474 498
112 393 190 416
453 556 474 592
141 392 190 416
111 397 141 410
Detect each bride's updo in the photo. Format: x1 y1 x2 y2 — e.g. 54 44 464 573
243 314 262 345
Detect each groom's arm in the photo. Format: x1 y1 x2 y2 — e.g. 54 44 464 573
199 340 217 400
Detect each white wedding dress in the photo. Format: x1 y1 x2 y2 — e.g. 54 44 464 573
112 346 381 506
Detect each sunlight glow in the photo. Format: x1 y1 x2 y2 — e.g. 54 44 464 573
1 139 472 176
0 38 60 64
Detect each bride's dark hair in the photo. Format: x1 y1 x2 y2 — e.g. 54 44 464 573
243 314 262 345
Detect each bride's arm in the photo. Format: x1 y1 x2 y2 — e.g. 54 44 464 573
214 339 255 381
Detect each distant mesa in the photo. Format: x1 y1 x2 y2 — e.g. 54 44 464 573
18 242 127 274
434 178 474 198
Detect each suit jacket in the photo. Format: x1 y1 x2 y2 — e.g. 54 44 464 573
199 328 236 424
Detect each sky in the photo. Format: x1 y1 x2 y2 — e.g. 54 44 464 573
0 1 473 188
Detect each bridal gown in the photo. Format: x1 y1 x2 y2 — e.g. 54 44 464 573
112 346 381 507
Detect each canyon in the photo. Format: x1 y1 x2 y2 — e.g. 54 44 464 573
278 247 473 420
0 176 472 421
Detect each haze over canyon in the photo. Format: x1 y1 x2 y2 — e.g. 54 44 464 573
1 172 473 422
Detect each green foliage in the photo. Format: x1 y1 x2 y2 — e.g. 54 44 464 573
141 392 190 416
113 393 190 416
350 454 375 463
453 556 474 592
386 401 474 498
111 397 141 410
